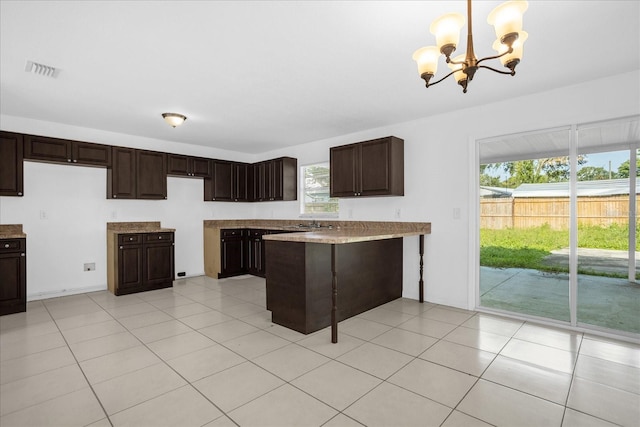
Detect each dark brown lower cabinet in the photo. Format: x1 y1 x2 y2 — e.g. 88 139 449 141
218 229 295 279
265 238 403 334
110 232 174 295
248 229 267 277
219 229 247 278
0 238 27 316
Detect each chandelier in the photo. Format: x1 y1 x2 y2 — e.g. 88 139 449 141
412 0 528 93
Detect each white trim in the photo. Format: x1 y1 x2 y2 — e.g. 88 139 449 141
469 134 480 311
569 124 578 327
629 145 637 282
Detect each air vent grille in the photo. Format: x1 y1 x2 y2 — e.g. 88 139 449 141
25 60 57 78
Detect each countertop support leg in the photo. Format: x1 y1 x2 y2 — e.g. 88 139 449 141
419 234 424 303
331 244 338 343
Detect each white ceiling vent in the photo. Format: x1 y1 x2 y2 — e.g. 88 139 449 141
24 60 58 78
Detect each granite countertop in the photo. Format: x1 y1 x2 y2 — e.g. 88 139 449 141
203 219 431 244
263 223 430 244
107 221 176 234
0 224 26 239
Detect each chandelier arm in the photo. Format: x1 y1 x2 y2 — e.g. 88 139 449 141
477 65 515 75
476 49 513 66
425 69 461 87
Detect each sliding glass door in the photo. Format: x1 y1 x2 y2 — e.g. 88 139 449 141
478 116 640 336
576 120 639 334
479 128 571 322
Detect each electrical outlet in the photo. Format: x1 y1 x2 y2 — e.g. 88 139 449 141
84 263 95 271
39 210 47 220
453 207 461 220
177 272 186 277
395 208 401 219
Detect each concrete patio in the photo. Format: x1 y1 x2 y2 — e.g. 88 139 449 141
480 266 640 334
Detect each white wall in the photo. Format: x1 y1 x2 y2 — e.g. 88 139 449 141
1 70 639 305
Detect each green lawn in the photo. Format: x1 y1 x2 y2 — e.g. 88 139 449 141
480 223 635 277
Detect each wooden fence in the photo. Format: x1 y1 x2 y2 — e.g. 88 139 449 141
480 195 638 229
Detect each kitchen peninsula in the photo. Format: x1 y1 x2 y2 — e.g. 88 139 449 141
203 220 430 343
264 222 430 343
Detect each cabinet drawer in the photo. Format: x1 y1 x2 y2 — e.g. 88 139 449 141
144 233 174 243
221 229 244 238
118 234 142 245
0 239 25 253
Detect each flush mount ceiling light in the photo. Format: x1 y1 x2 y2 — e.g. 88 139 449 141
412 0 528 93
161 113 187 128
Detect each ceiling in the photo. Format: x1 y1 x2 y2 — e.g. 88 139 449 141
1 1 638 154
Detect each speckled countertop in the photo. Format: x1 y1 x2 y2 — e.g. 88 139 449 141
107 222 175 234
203 219 430 244
0 224 26 239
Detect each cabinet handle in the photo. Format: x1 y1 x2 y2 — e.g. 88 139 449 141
73 159 77 163
4 244 9 248
21 253 25 256
129 237 133 241
67 159 71 162
18 192 22 196
113 195 117 198
158 236 162 239
119 246 123 249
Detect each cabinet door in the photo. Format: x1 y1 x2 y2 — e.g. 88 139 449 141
0 241 26 316
233 163 248 201
255 162 267 201
247 230 263 276
117 244 143 294
72 141 111 167
191 157 211 177
0 132 24 197
360 138 391 196
108 147 136 199
136 150 167 199
220 231 246 277
143 242 174 287
330 144 359 197
211 161 233 201
167 154 190 176
269 159 283 201
24 135 71 163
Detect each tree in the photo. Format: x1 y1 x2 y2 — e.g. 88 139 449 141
616 156 640 178
489 156 586 187
578 166 610 181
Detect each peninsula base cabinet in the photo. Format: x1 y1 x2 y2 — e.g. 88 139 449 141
265 238 403 334
0 238 27 316
107 232 175 295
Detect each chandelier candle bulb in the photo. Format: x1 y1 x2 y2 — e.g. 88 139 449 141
493 31 528 70
487 0 529 44
412 46 440 79
430 13 465 57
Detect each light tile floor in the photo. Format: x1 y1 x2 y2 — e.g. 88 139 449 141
1 275 639 427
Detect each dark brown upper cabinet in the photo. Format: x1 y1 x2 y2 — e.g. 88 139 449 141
330 136 404 197
107 148 167 199
24 135 111 167
167 154 211 178
0 131 24 197
253 157 297 202
204 161 248 202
